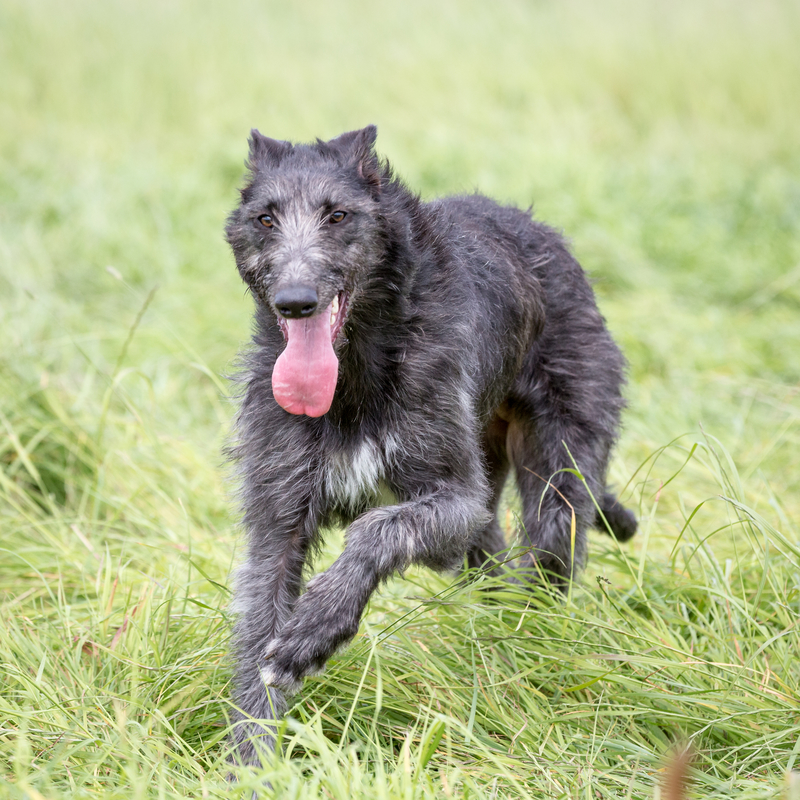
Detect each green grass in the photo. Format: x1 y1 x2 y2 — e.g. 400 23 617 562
2 0 799 797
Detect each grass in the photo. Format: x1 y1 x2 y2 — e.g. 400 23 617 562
1 0 799 796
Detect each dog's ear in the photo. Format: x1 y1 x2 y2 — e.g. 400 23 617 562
248 129 291 169
327 125 381 197
327 125 378 157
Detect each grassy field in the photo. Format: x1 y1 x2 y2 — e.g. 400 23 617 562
2 0 800 797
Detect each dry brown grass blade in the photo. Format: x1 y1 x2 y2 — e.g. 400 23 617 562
661 746 692 800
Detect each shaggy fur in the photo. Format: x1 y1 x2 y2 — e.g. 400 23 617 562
224 125 636 764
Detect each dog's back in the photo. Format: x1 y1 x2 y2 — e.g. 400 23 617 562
408 193 633 566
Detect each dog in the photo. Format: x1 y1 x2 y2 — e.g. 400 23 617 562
224 125 636 764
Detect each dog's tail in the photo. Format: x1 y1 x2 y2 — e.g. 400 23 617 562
594 492 637 542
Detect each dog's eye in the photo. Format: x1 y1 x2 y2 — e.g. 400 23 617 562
329 210 347 224
258 214 274 228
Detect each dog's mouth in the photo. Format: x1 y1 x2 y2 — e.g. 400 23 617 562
272 291 350 418
275 291 350 345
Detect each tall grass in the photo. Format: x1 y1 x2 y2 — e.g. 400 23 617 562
1 0 799 797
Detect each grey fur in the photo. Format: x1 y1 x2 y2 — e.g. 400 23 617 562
224 125 636 764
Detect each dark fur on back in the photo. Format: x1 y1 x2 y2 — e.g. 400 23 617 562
224 125 636 764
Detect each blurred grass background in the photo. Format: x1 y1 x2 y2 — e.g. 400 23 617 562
1 0 799 797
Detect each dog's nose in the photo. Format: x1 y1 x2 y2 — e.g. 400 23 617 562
274 286 319 319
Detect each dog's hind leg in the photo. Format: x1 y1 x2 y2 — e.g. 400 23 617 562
506 406 608 590
466 414 511 573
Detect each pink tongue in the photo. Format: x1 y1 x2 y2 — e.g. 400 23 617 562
272 301 339 417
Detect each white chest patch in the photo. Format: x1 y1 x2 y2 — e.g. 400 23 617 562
325 434 401 510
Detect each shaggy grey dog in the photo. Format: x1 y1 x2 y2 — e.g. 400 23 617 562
224 125 636 764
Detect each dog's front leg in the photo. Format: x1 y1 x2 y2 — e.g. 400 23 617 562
261 484 490 689
230 518 315 766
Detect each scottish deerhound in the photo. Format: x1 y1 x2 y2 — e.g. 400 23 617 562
224 125 636 764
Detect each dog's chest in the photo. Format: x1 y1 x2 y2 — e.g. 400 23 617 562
324 435 399 510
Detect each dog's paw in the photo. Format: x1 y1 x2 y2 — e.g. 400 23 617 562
258 659 303 694
261 599 359 689
261 636 330 691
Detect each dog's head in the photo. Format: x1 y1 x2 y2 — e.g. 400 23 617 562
225 125 386 417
